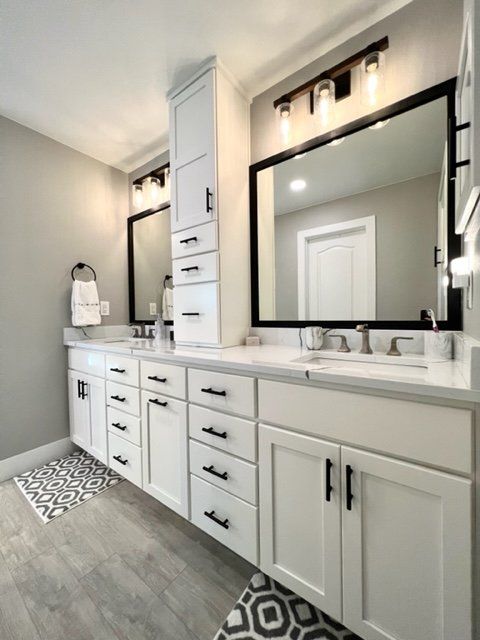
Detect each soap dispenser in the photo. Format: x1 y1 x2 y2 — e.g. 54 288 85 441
153 314 165 347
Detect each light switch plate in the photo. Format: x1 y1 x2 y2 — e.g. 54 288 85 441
149 302 157 315
100 301 110 316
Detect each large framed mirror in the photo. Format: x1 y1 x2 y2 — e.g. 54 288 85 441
128 202 173 325
250 79 461 330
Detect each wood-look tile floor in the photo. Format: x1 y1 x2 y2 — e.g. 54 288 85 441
0 478 255 640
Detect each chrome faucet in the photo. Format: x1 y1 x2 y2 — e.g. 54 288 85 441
129 323 149 339
355 324 373 354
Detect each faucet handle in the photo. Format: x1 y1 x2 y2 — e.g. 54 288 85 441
355 324 368 332
129 324 141 339
387 336 413 356
330 334 351 353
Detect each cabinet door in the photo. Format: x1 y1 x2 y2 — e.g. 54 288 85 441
68 370 89 450
342 447 472 640
169 69 216 232
85 374 107 464
141 391 188 517
259 424 342 620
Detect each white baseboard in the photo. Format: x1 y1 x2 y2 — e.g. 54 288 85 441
0 437 76 483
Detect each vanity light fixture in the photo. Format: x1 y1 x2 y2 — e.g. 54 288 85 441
132 183 144 210
131 162 170 212
290 179 306 192
272 37 388 136
451 256 473 309
294 153 306 159
369 119 390 130
327 137 345 147
147 176 162 206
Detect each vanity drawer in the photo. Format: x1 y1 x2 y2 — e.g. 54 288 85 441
188 368 255 418
106 355 139 387
171 221 218 259
108 432 142 487
68 348 105 378
174 283 220 345
190 440 257 504
106 381 140 416
107 407 141 446
258 380 473 474
189 404 257 461
141 360 186 399
173 251 219 286
190 475 258 565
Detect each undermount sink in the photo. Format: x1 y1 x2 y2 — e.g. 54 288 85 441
292 351 429 381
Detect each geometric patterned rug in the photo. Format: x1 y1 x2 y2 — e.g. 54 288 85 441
214 572 361 640
14 449 123 523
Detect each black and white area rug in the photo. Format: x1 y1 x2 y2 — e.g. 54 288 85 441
214 572 361 640
14 449 123 523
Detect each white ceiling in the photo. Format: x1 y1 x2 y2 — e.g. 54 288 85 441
0 0 413 172
273 97 446 214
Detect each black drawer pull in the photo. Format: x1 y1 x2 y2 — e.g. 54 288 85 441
325 458 333 502
77 379 82 399
346 464 354 511
113 455 128 466
179 236 197 245
110 395 126 402
181 266 199 272
206 187 213 213
147 375 167 383
110 367 126 373
112 422 127 432
204 510 229 529
182 312 200 316
202 465 228 480
202 426 227 439
149 398 168 407
201 387 227 397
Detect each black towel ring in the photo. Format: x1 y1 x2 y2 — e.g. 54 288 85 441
71 262 97 281
163 274 172 289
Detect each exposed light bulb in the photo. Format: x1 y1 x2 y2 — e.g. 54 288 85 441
290 179 306 192
369 119 390 130
148 177 161 206
294 153 306 159
315 79 335 128
361 51 385 108
276 101 293 145
132 183 144 210
327 137 345 147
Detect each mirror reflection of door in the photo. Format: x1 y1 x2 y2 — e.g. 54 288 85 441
298 217 376 320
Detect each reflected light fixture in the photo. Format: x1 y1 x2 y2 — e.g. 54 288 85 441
290 179 306 191
369 119 390 130
315 78 335 127
451 257 473 309
132 183 144 210
327 137 345 147
361 50 386 107
294 153 306 159
276 101 293 145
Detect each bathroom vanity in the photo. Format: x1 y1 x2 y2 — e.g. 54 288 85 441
65 338 479 640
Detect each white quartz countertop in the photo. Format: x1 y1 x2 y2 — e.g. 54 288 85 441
64 337 480 403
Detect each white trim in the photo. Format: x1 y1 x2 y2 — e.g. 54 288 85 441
0 437 76 483
297 215 376 320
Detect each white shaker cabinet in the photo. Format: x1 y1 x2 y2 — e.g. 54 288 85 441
341 447 472 640
141 390 189 518
67 370 107 463
258 425 342 620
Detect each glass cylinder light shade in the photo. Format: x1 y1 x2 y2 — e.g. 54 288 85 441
276 101 293 146
148 176 162 206
315 79 335 128
132 183 144 210
361 50 386 108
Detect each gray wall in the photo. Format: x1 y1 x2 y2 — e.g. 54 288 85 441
250 0 462 164
272 174 439 321
0 116 128 461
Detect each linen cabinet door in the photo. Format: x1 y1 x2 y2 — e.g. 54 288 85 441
169 68 216 232
85 374 107 464
258 424 342 620
141 391 189 518
67 370 89 451
342 447 472 640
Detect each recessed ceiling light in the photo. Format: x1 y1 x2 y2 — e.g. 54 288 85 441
294 153 306 159
369 119 390 130
326 137 345 147
290 179 306 192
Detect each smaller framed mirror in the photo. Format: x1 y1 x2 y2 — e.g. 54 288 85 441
128 203 173 324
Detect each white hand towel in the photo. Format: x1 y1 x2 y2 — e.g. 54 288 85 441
71 280 101 327
162 287 174 321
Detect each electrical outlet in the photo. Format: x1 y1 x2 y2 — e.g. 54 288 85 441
100 301 110 316
149 302 157 315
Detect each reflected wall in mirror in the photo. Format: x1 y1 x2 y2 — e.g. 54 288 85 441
128 204 173 323
252 80 461 329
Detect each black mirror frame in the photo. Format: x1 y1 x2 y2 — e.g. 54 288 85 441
249 78 462 330
128 201 173 326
